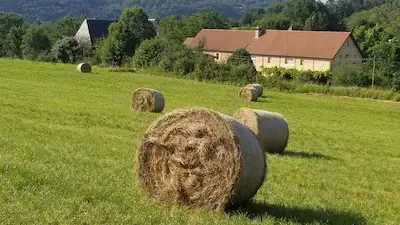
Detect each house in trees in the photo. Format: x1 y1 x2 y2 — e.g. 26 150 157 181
184 28 362 72
74 18 161 45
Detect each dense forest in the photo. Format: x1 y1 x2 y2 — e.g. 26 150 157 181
0 0 282 21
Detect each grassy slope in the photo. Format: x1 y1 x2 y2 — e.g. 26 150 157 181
0 59 399 225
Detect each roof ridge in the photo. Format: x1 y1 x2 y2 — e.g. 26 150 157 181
201 29 255 32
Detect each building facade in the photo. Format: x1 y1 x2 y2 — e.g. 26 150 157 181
185 29 362 72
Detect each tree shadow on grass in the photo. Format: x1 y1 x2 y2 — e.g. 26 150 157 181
231 201 366 225
280 150 338 160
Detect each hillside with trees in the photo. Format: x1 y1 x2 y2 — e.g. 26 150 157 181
0 0 282 21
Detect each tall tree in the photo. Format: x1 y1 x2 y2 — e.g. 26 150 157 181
0 12 26 56
53 15 84 40
21 24 52 60
5 26 26 58
100 5 156 66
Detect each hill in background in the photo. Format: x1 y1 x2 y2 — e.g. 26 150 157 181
0 0 283 21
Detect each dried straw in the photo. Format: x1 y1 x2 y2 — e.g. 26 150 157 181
132 88 164 113
239 87 258 102
233 107 289 154
77 63 92 73
246 84 263 97
137 107 266 211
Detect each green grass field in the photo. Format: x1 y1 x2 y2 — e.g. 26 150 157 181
1 59 399 225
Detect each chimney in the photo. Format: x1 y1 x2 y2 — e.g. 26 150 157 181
255 26 264 38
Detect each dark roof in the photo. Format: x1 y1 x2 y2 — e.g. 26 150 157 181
86 19 117 43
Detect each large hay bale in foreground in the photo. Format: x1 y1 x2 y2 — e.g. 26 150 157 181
137 107 266 211
77 63 92 73
233 107 289 154
132 88 164 113
246 84 263 97
239 87 258 102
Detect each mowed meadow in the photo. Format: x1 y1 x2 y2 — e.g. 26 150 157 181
0 59 399 225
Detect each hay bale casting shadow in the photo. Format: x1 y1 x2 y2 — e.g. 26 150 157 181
233 108 289 154
239 87 258 102
283 150 337 160
137 107 266 211
246 84 263 97
77 63 92 73
132 88 164 113
233 201 365 225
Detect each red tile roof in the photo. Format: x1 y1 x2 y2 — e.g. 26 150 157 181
185 29 353 60
184 37 193 45
246 30 351 59
185 29 256 52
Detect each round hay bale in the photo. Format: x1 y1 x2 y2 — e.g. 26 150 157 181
132 88 164 113
233 107 289 154
239 87 258 102
246 84 264 97
137 107 266 211
77 63 92 73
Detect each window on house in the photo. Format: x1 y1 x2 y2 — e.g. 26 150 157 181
215 53 220 60
285 57 294 64
347 40 350 47
267 57 271 63
251 55 257 62
300 59 304 65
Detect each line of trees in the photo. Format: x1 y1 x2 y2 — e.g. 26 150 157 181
0 0 399 90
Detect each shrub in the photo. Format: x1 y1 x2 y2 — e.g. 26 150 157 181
158 44 196 75
52 37 82 63
227 48 253 66
331 66 371 87
261 67 332 84
133 37 167 68
230 63 258 85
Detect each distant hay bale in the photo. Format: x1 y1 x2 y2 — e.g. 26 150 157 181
77 63 92 73
239 87 258 102
137 107 266 211
246 84 264 97
233 107 289 154
132 88 164 113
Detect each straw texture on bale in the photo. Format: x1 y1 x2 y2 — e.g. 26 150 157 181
233 107 289 154
239 87 258 102
132 88 164 113
77 63 92 73
246 84 264 97
138 107 266 211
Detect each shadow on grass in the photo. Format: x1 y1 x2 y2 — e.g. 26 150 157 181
260 95 277 99
257 98 271 103
280 150 337 160
232 201 365 225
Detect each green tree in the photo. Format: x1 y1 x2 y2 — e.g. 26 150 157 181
52 37 82 63
265 2 285 14
0 12 26 56
21 25 52 60
5 26 26 58
227 49 253 65
54 15 84 40
240 8 265 25
100 5 156 66
133 37 168 68
303 11 330 31
159 15 184 42
255 13 291 30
